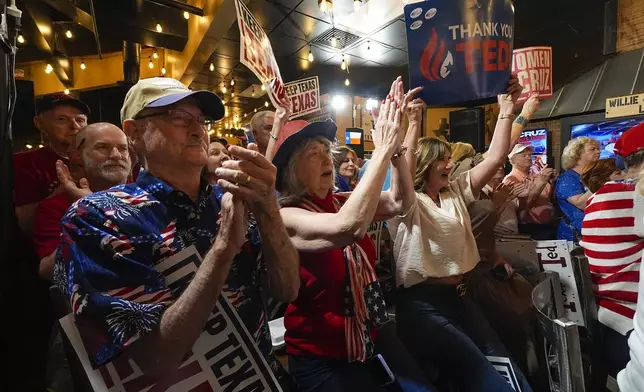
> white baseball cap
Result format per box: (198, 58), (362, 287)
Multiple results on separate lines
(508, 143), (534, 159)
(120, 77), (224, 124)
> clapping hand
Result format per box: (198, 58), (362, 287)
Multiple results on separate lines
(497, 75), (522, 114)
(521, 94), (541, 120)
(401, 86), (425, 125)
(55, 160), (91, 202)
(372, 77), (403, 153)
(538, 167), (557, 184)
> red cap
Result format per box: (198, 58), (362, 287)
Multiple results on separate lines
(614, 122), (644, 158)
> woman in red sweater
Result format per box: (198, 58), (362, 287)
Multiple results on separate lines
(272, 79), (431, 392)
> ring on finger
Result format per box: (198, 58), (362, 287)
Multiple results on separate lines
(244, 175), (252, 185)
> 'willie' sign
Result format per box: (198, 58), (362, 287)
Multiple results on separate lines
(606, 93), (644, 119)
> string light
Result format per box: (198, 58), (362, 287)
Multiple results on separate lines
(318, 0), (333, 12)
(353, 0), (362, 12)
(341, 55), (346, 70)
(38, 144), (44, 148)
(261, 84), (266, 91)
(345, 78), (350, 86)
(64, 88), (70, 95)
(17, 35), (24, 44)
(161, 65), (166, 75)
(308, 47), (314, 62)
(254, 108), (258, 113)
(183, 11), (190, 19)
(264, 101), (269, 107)
(251, 86), (255, 97)
(230, 79), (235, 86)
(45, 63), (53, 74)
(221, 85), (227, 93)
(231, 91), (235, 98)
(65, 29), (73, 39)
(25, 144), (33, 149)
(156, 23), (163, 33)
(153, 49), (159, 59)
(80, 59), (86, 70)
(209, 62), (215, 72)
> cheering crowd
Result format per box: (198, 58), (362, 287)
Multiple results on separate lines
(13, 73), (644, 392)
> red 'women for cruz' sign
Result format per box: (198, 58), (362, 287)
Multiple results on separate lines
(511, 46), (553, 103)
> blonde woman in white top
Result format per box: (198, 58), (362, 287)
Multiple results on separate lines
(388, 76), (533, 392)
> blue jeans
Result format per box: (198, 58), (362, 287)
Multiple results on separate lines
(395, 283), (533, 392)
(289, 322), (438, 392)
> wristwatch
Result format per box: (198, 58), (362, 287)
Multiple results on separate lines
(514, 115), (528, 126)
(498, 113), (516, 121)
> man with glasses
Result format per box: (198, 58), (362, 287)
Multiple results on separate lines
(55, 78), (300, 387)
(14, 93), (89, 233)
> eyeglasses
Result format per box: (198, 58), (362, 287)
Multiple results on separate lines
(135, 109), (214, 129)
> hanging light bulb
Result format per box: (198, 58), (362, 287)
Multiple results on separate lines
(308, 47), (314, 62)
(156, 23), (163, 33)
(64, 88), (70, 95)
(318, 0), (333, 12)
(80, 59), (86, 70)
(209, 62), (215, 72)
(264, 101), (269, 107)
(251, 86), (255, 97)
(261, 84), (266, 91)
(148, 58), (154, 69)
(254, 108), (258, 113)
(221, 85), (227, 94)
(345, 78), (350, 86)
(65, 29), (73, 39)
(17, 35), (25, 44)
(353, 0), (362, 12)
(244, 113), (247, 118)
(153, 49), (159, 59)
(231, 91), (235, 98)
(38, 144), (44, 148)
(183, 11), (190, 20)
(161, 65), (166, 75)
(230, 79), (235, 86)
(331, 35), (337, 47)
(25, 144), (33, 149)
(341, 55), (346, 70)
(45, 64), (53, 74)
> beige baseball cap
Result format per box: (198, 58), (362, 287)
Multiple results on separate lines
(120, 77), (224, 124)
(508, 143), (534, 159)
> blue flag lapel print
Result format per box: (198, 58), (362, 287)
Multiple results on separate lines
(405, 0), (515, 106)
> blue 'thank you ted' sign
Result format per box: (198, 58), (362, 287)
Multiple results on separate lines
(405, 0), (515, 106)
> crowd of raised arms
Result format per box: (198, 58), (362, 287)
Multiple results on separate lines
(13, 74), (644, 392)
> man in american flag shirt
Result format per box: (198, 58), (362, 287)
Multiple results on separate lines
(54, 78), (300, 387)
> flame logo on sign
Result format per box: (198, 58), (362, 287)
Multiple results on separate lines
(420, 29), (453, 82)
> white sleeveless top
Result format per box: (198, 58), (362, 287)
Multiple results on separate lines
(387, 171), (480, 288)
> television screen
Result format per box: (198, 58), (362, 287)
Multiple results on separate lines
(518, 128), (548, 175)
(571, 118), (644, 159)
(345, 131), (362, 145)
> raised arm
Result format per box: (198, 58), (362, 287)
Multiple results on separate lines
(265, 106), (290, 161)
(483, 94), (541, 159)
(469, 76), (522, 194)
(281, 79), (403, 252)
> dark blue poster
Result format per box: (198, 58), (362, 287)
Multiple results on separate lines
(404, 0), (515, 106)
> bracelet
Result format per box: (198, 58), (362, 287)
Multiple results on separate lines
(269, 133), (278, 140)
(498, 113), (516, 121)
(514, 115), (528, 126)
(392, 146), (408, 159)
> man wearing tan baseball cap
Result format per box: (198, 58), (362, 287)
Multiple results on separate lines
(54, 77), (299, 387)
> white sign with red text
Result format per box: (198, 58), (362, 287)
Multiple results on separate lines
(511, 47), (553, 103)
(284, 76), (320, 119)
(59, 246), (282, 392)
(234, 0), (291, 110)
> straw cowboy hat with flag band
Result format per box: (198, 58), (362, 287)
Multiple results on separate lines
(271, 119), (337, 191)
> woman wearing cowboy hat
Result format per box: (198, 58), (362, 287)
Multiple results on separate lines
(271, 78), (434, 392)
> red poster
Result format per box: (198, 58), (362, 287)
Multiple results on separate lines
(511, 46), (553, 103)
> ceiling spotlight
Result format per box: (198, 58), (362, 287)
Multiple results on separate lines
(149, 58), (154, 69)
(209, 62), (215, 72)
(45, 63), (53, 74)
(221, 85), (227, 93)
(308, 47), (314, 62)
(153, 49), (159, 59)
(331, 35), (337, 47)
(318, 0), (333, 12)
(17, 35), (24, 44)
(156, 23), (163, 33)
(341, 56), (346, 70)
(345, 78), (350, 86)
(64, 88), (70, 95)
(264, 101), (269, 107)
(332, 95), (346, 110)
(353, 0), (362, 12)
(183, 11), (190, 20)
(80, 60), (86, 70)
(65, 29), (73, 39)
(230, 79), (235, 86)
(161, 66), (166, 75)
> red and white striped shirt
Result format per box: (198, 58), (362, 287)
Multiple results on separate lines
(580, 181), (644, 335)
